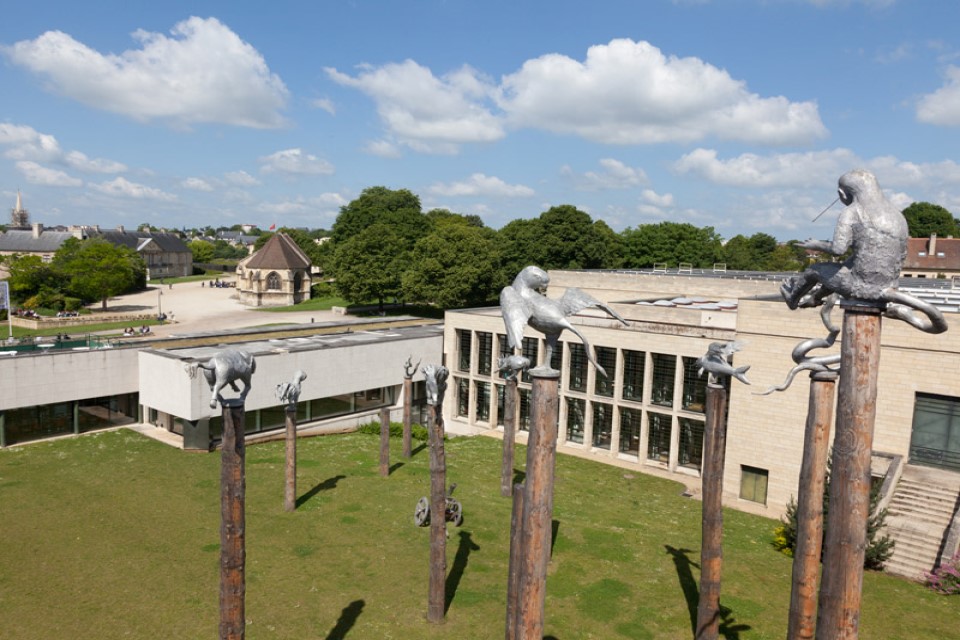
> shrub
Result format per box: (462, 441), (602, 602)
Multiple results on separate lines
(923, 552), (960, 595)
(356, 420), (431, 442)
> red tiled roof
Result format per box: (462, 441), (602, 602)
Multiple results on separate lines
(244, 233), (311, 269)
(904, 236), (960, 270)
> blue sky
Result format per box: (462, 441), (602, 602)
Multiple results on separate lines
(1, 0), (959, 241)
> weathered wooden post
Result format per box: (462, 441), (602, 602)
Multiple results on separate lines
(787, 370), (837, 640)
(776, 170), (947, 639)
(504, 482), (525, 640)
(498, 355), (528, 498)
(423, 365), (449, 624)
(185, 349), (256, 640)
(277, 370), (307, 513)
(816, 303), (881, 640)
(379, 407), (390, 478)
(514, 369), (560, 640)
(694, 342), (750, 640)
(403, 356), (420, 458)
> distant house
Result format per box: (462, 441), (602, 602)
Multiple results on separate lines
(215, 230), (259, 253)
(0, 223), (192, 279)
(236, 232), (312, 306)
(902, 233), (960, 279)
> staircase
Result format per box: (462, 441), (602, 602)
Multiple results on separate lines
(883, 464), (960, 581)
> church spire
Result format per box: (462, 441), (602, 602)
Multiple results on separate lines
(11, 189), (29, 227)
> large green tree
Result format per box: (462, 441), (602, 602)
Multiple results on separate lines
(53, 238), (145, 310)
(402, 224), (502, 309)
(330, 224), (406, 312)
(620, 222), (722, 269)
(901, 201), (958, 238)
(331, 186), (426, 245)
(188, 239), (215, 264)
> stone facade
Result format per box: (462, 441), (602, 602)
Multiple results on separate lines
(236, 233), (312, 307)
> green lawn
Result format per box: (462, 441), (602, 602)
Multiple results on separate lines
(0, 431), (953, 639)
(257, 295), (351, 312)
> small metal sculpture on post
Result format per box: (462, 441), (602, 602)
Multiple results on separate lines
(422, 364), (449, 624)
(500, 265), (625, 639)
(186, 349), (256, 640)
(777, 170), (947, 640)
(694, 341), (750, 640)
(402, 356), (420, 458)
(276, 370), (307, 513)
(498, 355), (530, 498)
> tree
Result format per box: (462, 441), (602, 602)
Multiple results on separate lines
(537, 205), (621, 270)
(331, 224), (406, 312)
(621, 222), (722, 268)
(189, 239), (215, 264)
(5, 254), (60, 302)
(402, 224), (503, 309)
(902, 202), (958, 238)
(54, 238), (145, 310)
(331, 186), (425, 245)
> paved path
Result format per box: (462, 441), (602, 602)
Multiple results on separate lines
(91, 277), (342, 338)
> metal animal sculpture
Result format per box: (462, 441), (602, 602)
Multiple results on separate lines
(185, 349), (256, 408)
(403, 356), (421, 379)
(780, 169), (946, 333)
(696, 341), (751, 385)
(497, 355), (531, 381)
(500, 265), (628, 377)
(422, 364), (449, 407)
(275, 370), (308, 410)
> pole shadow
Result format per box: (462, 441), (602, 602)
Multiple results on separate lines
(512, 469), (526, 485)
(388, 462), (405, 475)
(296, 474), (346, 509)
(325, 599), (364, 640)
(445, 530), (480, 614)
(411, 442), (427, 457)
(551, 519), (561, 558)
(663, 545), (751, 639)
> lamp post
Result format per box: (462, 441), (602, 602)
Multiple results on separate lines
(158, 289), (163, 324)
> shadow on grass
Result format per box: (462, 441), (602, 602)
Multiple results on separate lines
(512, 469), (526, 486)
(389, 462), (405, 475)
(297, 474), (346, 509)
(664, 545), (751, 640)
(445, 530), (480, 614)
(325, 599), (364, 640)
(551, 519), (560, 558)
(410, 442), (427, 457)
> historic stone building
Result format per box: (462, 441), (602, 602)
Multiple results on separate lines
(236, 233), (312, 307)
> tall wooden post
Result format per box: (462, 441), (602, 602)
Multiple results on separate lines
(379, 407), (390, 478)
(284, 407), (297, 512)
(816, 303), (882, 640)
(501, 378), (519, 497)
(505, 482), (525, 640)
(402, 376), (413, 458)
(696, 382), (729, 640)
(514, 370), (560, 640)
(220, 402), (246, 640)
(788, 370), (837, 640)
(427, 402), (447, 623)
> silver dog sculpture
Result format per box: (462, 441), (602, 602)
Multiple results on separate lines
(185, 349), (256, 408)
(275, 370), (307, 410)
(497, 355), (531, 381)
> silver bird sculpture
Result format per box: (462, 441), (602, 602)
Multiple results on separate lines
(696, 341), (751, 385)
(500, 265), (628, 377)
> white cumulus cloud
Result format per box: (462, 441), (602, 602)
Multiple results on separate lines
(4, 17), (289, 129)
(0, 123), (126, 173)
(428, 173), (534, 197)
(182, 177), (214, 191)
(259, 148), (334, 175)
(497, 39), (827, 145)
(223, 170), (260, 186)
(15, 160), (83, 187)
(563, 158), (648, 190)
(89, 176), (177, 201)
(917, 65), (960, 126)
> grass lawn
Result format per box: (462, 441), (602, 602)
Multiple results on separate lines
(257, 295), (351, 313)
(0, 431), (954, 639)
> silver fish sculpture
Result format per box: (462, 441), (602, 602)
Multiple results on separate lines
(696, 340), (751, 385)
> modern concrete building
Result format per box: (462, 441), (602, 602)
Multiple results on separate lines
(442, 269), (960, 579)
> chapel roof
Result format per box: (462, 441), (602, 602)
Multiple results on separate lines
(243, 232), (311, 270)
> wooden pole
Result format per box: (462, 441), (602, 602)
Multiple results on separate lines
(696, 382), (728, 640)
(514, 370), (560, 640)
(379, 407), (390, 478)
(501, 378), (518, 497)
(403, 376), (413, 458)
(427, 402), (447, 623)
(788, 370), (837, 640)
(816, 304), (882, 640)
(220, 402), (246, 640)
(284, 407), (297, 512)
(505, 482), (525, 640)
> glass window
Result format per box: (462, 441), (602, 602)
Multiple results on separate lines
(498, 333), (512, 358)
(622, 349), (645, 402)
(568, 343), (587, 392)
(594, 346), (616, 397)
(477, 332), (493, 376)
(682, 357), (707, 413)
(521, 337), (539, 382)
(566, 397), (586, 444)
(266, 271), (281, 290)
(678, 418), (705, 471)
(592, 401), (613, 449)
(549, 340), (563, 372)
(910, 393), (960, 471)
(651, 353), (676, 407)
(647, 412), (671, 463)
(475, 380), (491, 422)
(456, 377), (469, 417)
(5, 402), (74, 445)
(619, 407), (641, 455)
(496, 384), (505, 426)
(740, 466), (769, 504)
(457, 330), (471, 372)
(518, 388), (531, 431)
(259, 405), (287, 431)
